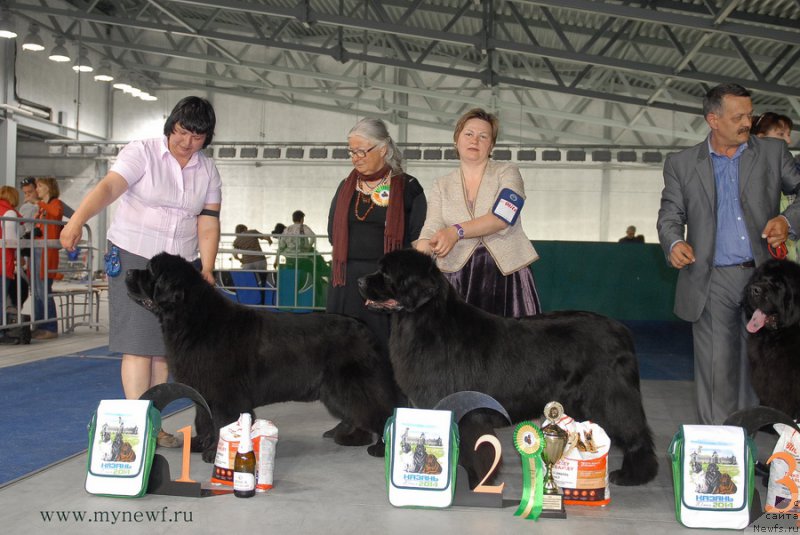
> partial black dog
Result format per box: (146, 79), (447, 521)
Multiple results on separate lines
(126, 252), (403, 462)
(359, 249), (658, 486)
(743, 259), (800, 419)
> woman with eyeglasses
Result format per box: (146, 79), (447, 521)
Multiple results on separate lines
(326, 116), (426, 361)
(415, 108), (541, 317)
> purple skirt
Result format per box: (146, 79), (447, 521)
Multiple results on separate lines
(442, 245), (541, 318)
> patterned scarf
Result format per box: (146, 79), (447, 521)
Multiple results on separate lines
(331, 165), (406, 286)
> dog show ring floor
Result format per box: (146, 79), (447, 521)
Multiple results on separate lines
(1, 381), (781, 535)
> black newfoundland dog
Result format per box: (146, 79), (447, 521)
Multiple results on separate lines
(743, 259), (800, 419)
(126, 253), (403, 462)
(358, 249), (658, 486)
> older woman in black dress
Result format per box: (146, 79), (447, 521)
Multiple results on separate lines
(327, 118), (427, 358)
(325, 118), (426, 442)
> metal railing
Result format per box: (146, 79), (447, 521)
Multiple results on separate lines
(216, 230), (330, 312)
(1, 222), (331, 342)
(1, 215), (99, 336)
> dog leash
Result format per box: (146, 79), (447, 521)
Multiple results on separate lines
(768, 242), (788, 260)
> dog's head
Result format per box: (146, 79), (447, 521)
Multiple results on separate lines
(125, 252), (205, 317)
(744, 259), (800, 333)
(358, 249), (445, 312)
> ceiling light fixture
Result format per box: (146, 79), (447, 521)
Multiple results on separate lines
(0, 8), (17, 39)
(21, 23), (44, 51)
(112, 74), (131, 92)
(93, 61), (113, 82)
(72, 47), (93, 72)
(48, 36), (70, 62)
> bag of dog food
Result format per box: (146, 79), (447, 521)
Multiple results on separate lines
(551, 416), (612, 506)
(765, 423), (800, 514)
(669, 425), (755, 529)
(85, 399), (160, 497)
(211, 416), (279, 491)
(384, 407), (460, 508)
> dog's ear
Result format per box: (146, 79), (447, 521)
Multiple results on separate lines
(152, 270), (185, 308)
(398, 284), (438, 312)
(393, 257), (441, 311)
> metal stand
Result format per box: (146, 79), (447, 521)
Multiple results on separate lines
(147, 454), (203, 497)
(139, 383), (218, 498)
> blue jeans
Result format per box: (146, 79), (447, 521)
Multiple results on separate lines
(32, 248), (57, 332)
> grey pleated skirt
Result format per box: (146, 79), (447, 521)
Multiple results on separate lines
(107, 243), (166, 356)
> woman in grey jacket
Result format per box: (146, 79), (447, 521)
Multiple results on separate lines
(416, 108), (541, 317)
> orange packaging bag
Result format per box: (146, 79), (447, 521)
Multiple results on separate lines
(211, 416), (279, 491)
(551, 416), (611, 506)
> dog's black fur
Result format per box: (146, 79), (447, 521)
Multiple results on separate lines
(126, 252), (403, 462)
(743, 259), (800, 419)
(358, 249), (659, 486)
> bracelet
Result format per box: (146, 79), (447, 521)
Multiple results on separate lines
(453, 223), (465, 240)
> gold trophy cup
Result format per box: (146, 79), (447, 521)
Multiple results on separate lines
(540, 401), (568, 518)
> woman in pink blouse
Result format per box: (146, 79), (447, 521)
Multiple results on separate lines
(61, 97), (222, 448)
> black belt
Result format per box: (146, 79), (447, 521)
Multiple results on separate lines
(718, 260), (755, 269)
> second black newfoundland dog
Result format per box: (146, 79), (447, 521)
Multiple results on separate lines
(126, 253), (403, 462)
(743, 259), (800, 419)
(359, 249), (658, 486)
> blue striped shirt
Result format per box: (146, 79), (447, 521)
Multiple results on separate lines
(709, 140), (753, 266)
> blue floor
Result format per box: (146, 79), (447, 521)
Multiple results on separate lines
(0, 322), (693, 486)
(623, 320), (693, 381)
(0, 348), (190, 486)
(0, 354), (123, 485)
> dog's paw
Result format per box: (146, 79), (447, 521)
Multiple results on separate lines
(333, 427), (373, 447)
(609, 468), (651, 486)
(201, 446), (216, 464)
(322, 421), (345, 439)
(190, 435), (209, 453)
(367, 440), (385, 457)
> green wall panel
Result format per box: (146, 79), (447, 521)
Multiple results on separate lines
(531, 241), (678, 321)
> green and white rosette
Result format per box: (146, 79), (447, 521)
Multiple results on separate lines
(513, 421), (545, 520)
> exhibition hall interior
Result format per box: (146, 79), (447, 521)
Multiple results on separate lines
(1, 1), (799, 533)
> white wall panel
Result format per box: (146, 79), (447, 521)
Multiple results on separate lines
(15, 44), (109, 139)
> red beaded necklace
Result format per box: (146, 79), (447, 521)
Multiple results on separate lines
(354, 191), (375, 221)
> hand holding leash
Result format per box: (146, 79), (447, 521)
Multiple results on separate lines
(768, 242), (788, 260)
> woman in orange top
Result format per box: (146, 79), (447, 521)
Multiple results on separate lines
(32, 177), (63, 340)
(0, 186), (27, 311)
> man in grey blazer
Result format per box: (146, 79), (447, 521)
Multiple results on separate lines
(657, 83), (800, 425)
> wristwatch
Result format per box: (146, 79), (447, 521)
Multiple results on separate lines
(453, 223), (465, 240)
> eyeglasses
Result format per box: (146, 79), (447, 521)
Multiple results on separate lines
(347, 145), (378, 159)
(20, 177), (35, 187)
